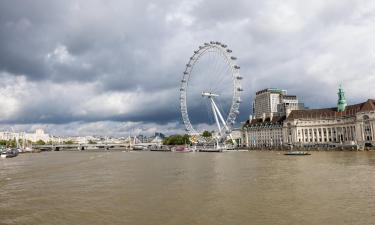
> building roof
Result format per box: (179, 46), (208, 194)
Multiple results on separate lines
(244, 115), (286, 127)
(287, 99), (375, 120)
(255, 88), (286, 95)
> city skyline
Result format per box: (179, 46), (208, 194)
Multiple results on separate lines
(1, 0), (375, 136)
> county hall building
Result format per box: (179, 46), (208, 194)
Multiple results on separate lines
(241, 86), (375, 148)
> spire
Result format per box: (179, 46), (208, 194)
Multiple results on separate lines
(337, 84), (347, 112)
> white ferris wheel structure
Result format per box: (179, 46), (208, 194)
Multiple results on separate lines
(180, 41), (243, 144)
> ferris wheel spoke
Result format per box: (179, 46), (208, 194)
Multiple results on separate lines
(212, 59), (231, 94)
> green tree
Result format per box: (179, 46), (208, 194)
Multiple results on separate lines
(35, 140), (46, 145)
(88, 140), (97, 144)
(225, 139), (234, 145)
(5, 138), (17, 148)
(0, 140), (7, 146)
(202, 130), (212, 138)
(63, 140), (75, 144)
(163, 134), (191, 145)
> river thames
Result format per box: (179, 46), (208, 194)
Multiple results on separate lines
(1, 151), (374, 225)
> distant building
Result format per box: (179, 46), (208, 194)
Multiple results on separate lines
(154, 132), (166, 139)
(243, 116), (284, 148)
(136, 134), (147, 143)
(231, 128), (243, 147)
(277, 95), (307, 118)
(0, 131), (15, 140)
(25, 129), (50, 142)
(252, 88), (306, 119)
(252, 88), (286, 119)
(150, 136), (163, 145)
(0, 129), (51, 143)
(284, 98), (375, 146)
(241, 86), (375, 148)
(243, 88), (306, 148)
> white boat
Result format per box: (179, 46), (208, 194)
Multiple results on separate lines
(0, 148), (19, 158)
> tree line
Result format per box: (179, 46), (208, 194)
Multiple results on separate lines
(162, 134), (191, 145)
(162, 130), (213, 145)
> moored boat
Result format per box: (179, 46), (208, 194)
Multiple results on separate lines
(0, 148), (19, 158)
(284, 151), (311, 156)
(174, 146), (192, 153)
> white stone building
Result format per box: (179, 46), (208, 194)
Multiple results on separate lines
(242, 88), (305, 148)
(230, 128), (243, 147)
(284, 99), (375, 146)
(241, 86), (375, 148)
(24, 129), (50, 142)
(242, 115), (284, 148)
(0, 129), (51, 143)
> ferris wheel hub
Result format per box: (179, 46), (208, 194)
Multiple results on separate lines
(201, 92), (219, 98)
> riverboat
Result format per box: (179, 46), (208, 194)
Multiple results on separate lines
(174, 146), (192, 153)
(284, 151), (311, 156)
(1, 148), (19, 158)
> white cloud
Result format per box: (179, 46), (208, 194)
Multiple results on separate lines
(165, 0), (201, 26)
(47, 44), (75, 64)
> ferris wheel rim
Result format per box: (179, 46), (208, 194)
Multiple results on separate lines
(180, 41), (242, 140)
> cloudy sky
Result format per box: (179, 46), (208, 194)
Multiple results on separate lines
(1, 0), (375, 136)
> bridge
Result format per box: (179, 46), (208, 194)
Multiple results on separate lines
(33, 143), (130, 151)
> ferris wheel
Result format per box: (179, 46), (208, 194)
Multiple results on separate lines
(180, 41), (243, 143)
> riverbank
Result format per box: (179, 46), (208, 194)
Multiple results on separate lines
(239, 145), (375, 151)
(241, 146), (375, 151)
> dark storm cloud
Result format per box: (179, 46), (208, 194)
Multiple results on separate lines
(0, 0), (375, 135)
(0, 0), (176, 85)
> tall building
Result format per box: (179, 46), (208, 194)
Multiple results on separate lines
(243, 88), (305, 148)
(252, 88), (286, 119)
(252, 88), (305, 119)
(277, 95), (307, 117)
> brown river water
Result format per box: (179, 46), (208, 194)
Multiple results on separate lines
(0, 151), (374, 225)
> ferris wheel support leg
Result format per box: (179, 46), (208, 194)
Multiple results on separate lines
(229, 134), (237, 146)
(211, 98), (229, 132)
(211, 99), (237, 147)
(211, 100), (222, 134)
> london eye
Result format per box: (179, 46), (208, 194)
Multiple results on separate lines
(180, 41), (243, 145)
